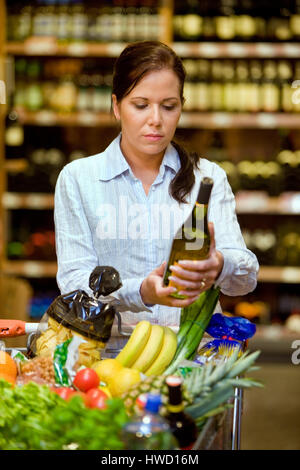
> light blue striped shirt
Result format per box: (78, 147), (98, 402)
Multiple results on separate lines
(54, 134), (258, 330)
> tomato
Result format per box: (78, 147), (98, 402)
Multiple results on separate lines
(73, 368), (100, 392)
(86, 388), (108, 409)
(52, 387), (77, 401)
(51, 386), (90, 405)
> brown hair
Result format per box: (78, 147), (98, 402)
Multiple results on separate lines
(112, 41), (200, 204)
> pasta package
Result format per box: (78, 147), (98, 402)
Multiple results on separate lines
(34, 317), (103, 368)
(195, 313), (256, 365)
(30, 266), (122, 368)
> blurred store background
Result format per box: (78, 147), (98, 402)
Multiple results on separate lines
(0, 0), (300, 449)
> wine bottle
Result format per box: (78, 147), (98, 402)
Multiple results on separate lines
(235, 60), (250, 112)
(5, 108), (25, 160)
(210, 60), (224, 111)
(261, 60), (280, 113)
(121, 394), (178, 450)
(223, 60), (237, 112)
(163, 177), (213, 299)
(215, 0), (236, 41)
(248, 60), (262, 112)
(180, 0), (203, 41)
(278, 60), (293, 112)
(182, 59), (199, 111)
(196, 60), (211, 111)
(291, 0), (300, 40)
(165, 376), (198, 450)
(235, 0), (257, 41)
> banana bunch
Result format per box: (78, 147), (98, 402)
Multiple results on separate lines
(115, 321), (177, 376)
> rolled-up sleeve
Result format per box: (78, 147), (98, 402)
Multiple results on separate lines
(208, 165), (259, 296)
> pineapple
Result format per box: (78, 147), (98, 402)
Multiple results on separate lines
(122, 349), (263, 421)
(122, 374), (193, 417)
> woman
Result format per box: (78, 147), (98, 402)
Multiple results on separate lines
(54, 41), (258, 333)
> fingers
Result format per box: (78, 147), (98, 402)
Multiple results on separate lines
(145, 259), (214, 308)
(154, 260), (167, 276)
(168, 273), (211, 291)
(153, 276), (201, 306)
(170, 261), (216, 280)
(165, 294), (201, 308)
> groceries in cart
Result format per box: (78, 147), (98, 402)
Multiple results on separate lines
(0, 277), (264, 451)
(1, 266), (122, 387)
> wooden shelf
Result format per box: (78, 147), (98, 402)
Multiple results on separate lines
(258, 266), (300, 284)
(15, 109), (300, 129)
(5, 40), (129, 57)
(3, 260), (57, 277)
(6, 41), (300, 59)
(3, 192), (54, 209)
(173, 42), (300, 58)
(235, 191), (300, 215)
(16, 109), (116, 127)
(4, 159), (28, 173)
(179, 112), (300, 129)
(249, 324), (300, 359)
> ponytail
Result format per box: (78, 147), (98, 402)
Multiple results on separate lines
(169, 141), (201, 204)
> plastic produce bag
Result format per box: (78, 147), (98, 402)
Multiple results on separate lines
(29, 266), (122, 368)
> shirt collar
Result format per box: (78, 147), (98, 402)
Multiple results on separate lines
(98, 134), (180, 181)
(162, 143), (181, 173)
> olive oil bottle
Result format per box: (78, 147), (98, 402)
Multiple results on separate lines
(163, 177), (214, 298)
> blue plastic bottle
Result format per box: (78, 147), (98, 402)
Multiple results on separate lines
(121, 394), (178, 450)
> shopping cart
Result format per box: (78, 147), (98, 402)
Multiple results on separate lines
(0, 314), (243, 451)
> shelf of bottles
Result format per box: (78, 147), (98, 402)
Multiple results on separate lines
(258, 267), (300, 284)
(242, 218), (300, 269)
(6, 55), (300, 129)
(6, 0), (167, 48)
(3, 0), (300, 294)
(6, 0), (300, 52)
(173, 0), (300, 43)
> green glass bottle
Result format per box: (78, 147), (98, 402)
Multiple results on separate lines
(163, 177), (214, 299)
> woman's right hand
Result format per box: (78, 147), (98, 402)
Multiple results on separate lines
(140, 261), (200, 308)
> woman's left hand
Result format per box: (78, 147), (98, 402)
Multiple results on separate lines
(168, 222), (224, 297)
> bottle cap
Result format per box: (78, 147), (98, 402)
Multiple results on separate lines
(136, 393), (147, 410)
(166, 376), (184, 410)
(145, 394), (162, 413)
(165, 375), (183, 387)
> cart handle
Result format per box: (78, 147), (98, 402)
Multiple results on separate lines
(0, 320), (39, 338)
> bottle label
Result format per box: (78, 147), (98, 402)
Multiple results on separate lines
(215, 17), (235, 40)
(178, 203), (206, 250)
(167, 403), (184, 413)
(291, 15), (300, 35)
(182, 15), (202, 38)
(5, 126), (24, 147)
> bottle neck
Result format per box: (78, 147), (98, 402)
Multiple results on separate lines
(167, 379), (185, 414)
(196, 177), (213, 205)
(167, 402), (184, 414)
